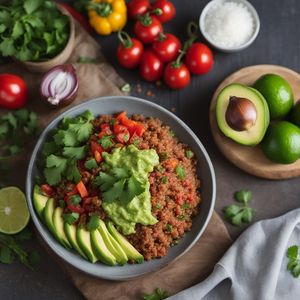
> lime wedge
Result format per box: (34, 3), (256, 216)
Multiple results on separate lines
(0, 187), (30, 234)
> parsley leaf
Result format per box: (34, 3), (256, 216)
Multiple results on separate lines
(234, 190), (252, 205)
(175, 166), (186, 180)
(69, 122), (93, 143)
(44, 155), (67, 185)
(143, 288), (169, 300)
(185, 150), (194, 159)
(62, 146), (86, 160)
(70, 195), (81, 206)
(24, 0), (44, 14)
(84, 158), (98, 170)
(287, 245), (300, 278)
(86, 215), (100, 231)
(98, 135), (114, 149)
(63, 213), (79, 225)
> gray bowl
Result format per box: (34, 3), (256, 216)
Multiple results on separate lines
(26, 96), (216, 280)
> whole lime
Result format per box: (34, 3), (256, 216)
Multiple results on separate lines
(253, 74), (293, 119)
(262, 121), (300, 164)
(290, 101), (300, 127)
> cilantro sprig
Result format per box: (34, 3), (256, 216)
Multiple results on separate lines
(287, 245), (300, 278)
(223, 190), (254, 226)
(143, 288), (169, 300)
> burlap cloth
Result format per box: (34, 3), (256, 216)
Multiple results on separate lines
(0, 20), (232, 299)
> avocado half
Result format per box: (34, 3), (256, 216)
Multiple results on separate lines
(216, 84), (270, 146)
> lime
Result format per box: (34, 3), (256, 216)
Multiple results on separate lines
(262, 121), (300, 164)
(253, 74), (293, 119)
(290, 101), (300, 127)
(0, 187), (30, 234)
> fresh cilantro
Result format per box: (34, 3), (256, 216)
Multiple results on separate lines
(177, 215), (185, 220)
(287, 245), (300, 278)
(234, 190), (252, 205)
(44, 155), (67, 185)
(77, 56), (98, 64)
(185, 150), (194, 159)
(165, 224), (172, 232)
(160, 152), (168, 161)
(69, 122), (93, 142)
(58, 199), (66, 208)
(169, 129), (175, 137)
(175, 166), (186, 180)
(62, 146), (86, 160)
(86, 215), (100, 231)
(63, 213), (79, 225)
(181, 203), (190, 209)
(110, 118), (117, 126)
(70, 195), (81, 206)
(156, 203), (161, 209)
(161, 176), (168, 184)
(143, 288), (169, 300)
(98, 135), (114, 149)
(66, 161), (81, 183)
(84, 158), (98, 170)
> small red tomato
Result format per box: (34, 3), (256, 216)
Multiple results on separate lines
(140, 50), (164, 81)
(185, 43), (214, 75)
(127, 0), (150, 19)
(152, 33), (181, 62)
(134, 15), (163, 44)
(0, 74), (28, 109)
(164, 62), (190, 89)
(152, 0), (176, 23)
(117, 31), (144, 69)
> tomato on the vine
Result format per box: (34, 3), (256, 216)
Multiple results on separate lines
(127, 0), (150, 19)
(0, 74), (28, 109)
(152, 0), (176, 23)
(117, 31), (144, 69)
(185, 43), (214, 75)
(139, 49), (164, 81)
(164, 62), (190, 89)
(152, 33), (181, 63)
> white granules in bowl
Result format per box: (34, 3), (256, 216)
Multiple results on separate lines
(204, 1), (255, 48)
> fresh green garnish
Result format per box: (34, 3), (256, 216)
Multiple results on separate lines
(169, 129), (175, 137)
(185, 150), (194, 159)
(70, 195), (81, 206)
(58, 199), (66, 208)
(84, 158), (98, 170)
(161, 176), (168, 184)
(165, 224), (172, 232)
(160, 152), (168, 161)
(223, 189), (254, 226)
(120, 83), (131, 93)
(43, 110), (94, 185)
(110, 118), (117, 126)
(177, 215), (185, 220)
(98, 135), (114, 149)
(77, 56), (98, 64)
(156, 203), (161, 209)
(132, 138), (140, 147)
(0, 0), (70, 61)
(181, 203), (190, 209)
(175, 166), (186, 180)
(287, 245), (300, 278)
(63, 212), (79, 225)
(143, 288), (169, 300)
(86, 215), (100, 231)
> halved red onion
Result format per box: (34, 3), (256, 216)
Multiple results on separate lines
(40, 64), (78, 107)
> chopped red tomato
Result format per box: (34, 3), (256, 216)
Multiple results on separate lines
(116, 132), (130, 143)
(65, 196), (85, 214)
(115, 112), (145, 138)
(76, 180), (88, 198)
(91, 141), (103, 154)
(41, 184), (53, 196)
(66, 187), (78, 197)
(113, 124), (128, 134)
(98, 124), (112, 138)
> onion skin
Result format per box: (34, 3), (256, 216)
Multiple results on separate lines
(40, 64), (78, 107)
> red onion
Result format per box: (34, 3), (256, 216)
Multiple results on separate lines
(40, 64), (78, 107)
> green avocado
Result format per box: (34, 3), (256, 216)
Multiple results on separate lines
(64, 223), (87, 259)
(253, 73), (293, 119)
(43, 198), (58, 239)
(90, 229), (117, 266)
(33, 185), (48, 218)
(216, 83), (270, 146)
(52, 207), (72, 249)
(107, 221), (144, 264)
(98, 219), (128, 265)
(76, 228), (98, 263)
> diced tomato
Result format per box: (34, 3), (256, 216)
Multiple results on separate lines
(94, 150), (102, 163)
(116, 111), (137, 127)
(116, 111), (127, 123)
(65, 196), (85, 214)
(41, 184), (53, 196)
(91, 141), (103, 154)
(113, 124), (128, 134)
(76, 181), (88, 198)
(116, 132), (130, 143)
(98, 124), (112, 138)
(66, 187), (78, 197)
(100, 124), (110, 131)
(133, 124), (145, 136)
(129, 131), (139, 144)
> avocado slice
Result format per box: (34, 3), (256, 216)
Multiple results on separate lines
(98, 219), (128, 265)
(52, 207), (72, 249)
(76, 228), (98, 263)
(33, 185), (48, 218)
(216, 83), (270, 146)
(90, 229), (117, 266)
(43, 198), (59, 239)
(64, 223), (87, 259)
(107, 221), (144, 264)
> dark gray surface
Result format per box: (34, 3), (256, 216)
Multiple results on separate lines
(2, 0), (300, 299)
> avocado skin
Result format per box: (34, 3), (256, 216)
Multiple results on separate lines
(33, 185), (49, 218)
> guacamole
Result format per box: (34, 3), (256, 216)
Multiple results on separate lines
(100, 145), (159, 235)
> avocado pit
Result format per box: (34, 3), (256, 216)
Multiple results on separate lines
(225, 96), (257, 131)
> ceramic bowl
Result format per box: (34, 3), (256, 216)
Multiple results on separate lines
(26, 96), (216, 280)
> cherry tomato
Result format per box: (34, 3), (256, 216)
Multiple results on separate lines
(127, 0), (150, 19)
(164, 62), (190, 89)
(152, 0), (176, 23)
(134, 15), (163, 44)
(185, 43), (214, 75)
(139, 50), (164, 82)
(117, 31), (144, 69)
(0, 74), (28, 109)
(152, 33), (182, 62)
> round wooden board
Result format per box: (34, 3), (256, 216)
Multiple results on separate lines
(210, 65), (300, 180)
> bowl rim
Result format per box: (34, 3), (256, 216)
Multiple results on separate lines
(199, 0), (260, 52)
(26, 96), (216, 280)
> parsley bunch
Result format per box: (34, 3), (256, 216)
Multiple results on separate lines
(223, 190), (254, 226)
(0, 0), (69, 61)
(0, 109), (38, 159)
(287, 245), (300, 278)
(43, 110), (94, 186)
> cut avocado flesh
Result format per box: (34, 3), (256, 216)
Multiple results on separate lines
(52, 207), (72, 249)
(33, 185), (48, 218)
(91, 229), (117, 266)
(64, 223), (87, 259)
(107, 221), (144, 264)
(44, 198), (59, 239)
(216, 83), (270, 146)
(76, 228), (98, 263)
(98, 219), (128, 265)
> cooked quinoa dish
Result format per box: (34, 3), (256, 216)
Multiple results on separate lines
(33, 110), (201, 265)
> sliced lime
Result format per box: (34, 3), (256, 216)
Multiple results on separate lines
(0, 187), (30, 234)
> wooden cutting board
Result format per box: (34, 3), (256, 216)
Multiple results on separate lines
(210, 65), (300, 180)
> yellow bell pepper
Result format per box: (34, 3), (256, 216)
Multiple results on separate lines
(88, 0), (127, 35)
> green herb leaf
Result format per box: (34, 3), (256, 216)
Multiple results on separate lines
(165, 224), (172, 232)
(84, 158), (98, 170)
(234, 190), (252, 204)
(44, 155), (67, 185)
(66, 161), (81, 183)
(175, 166), (186, 180)
(156, 203), (161, 209)
(86, 215), (100, 231)
(63, 213), (79, 225)
(169, 129), (175, 137)
(160, 152), (168, 161)
(98, 135), (114, 149)
(185, 150), (194, 159)
(287, 245), (300, 278)
(181, 203), (190, 209)
(63, 146), (86, 160)
(69, 122), (93, 143)
(12, 21), (24, 39)
(70, 195), (81, 206)
(0, 246), (14, 264)
(58, 199), (66, 208)
(161, 176), (168, 184)
(120, 83), (131, 93)
(143, 288), (169, 300)
(24, 0), (43, 14)
(223, 204), (253, 226)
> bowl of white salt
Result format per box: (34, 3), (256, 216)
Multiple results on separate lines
(199, 0), (260, 52)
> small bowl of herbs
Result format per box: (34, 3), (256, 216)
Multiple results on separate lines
(0, 0), (75, 72)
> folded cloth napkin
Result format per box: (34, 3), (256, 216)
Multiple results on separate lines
(169, 208), (300, 300)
